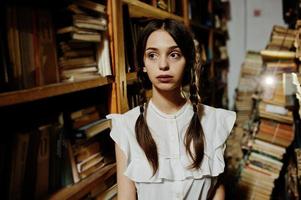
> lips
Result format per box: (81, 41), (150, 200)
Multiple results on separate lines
(156, 75), (173, 83)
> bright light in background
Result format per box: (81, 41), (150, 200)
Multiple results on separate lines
(263, 75), (276, 86)
(261, 75), (277, 100)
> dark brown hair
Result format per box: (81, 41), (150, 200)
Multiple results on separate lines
(135, 18), (205, 174)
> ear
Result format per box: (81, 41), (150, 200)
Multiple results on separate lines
(143, 67), (147, 72)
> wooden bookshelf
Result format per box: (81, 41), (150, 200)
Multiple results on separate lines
(0, 0), (191, 199)
(188, 0), (230, 108)
(122, 0), (184, 21)
(0, 77), (113, 107)
(49, 163), (116, 200)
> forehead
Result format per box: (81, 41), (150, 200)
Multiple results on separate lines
(145, 29), (177, 48)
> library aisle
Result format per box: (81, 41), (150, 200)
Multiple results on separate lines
(0, 0), (301, 200)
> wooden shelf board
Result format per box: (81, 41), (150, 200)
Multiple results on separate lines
(0, 77), (113, 107)
(123, 0), (184, 21)
(50, 163), (116, 200)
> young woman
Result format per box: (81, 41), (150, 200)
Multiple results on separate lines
(107, 18), (236, 200)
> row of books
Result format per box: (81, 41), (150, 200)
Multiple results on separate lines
(0, 104), (116, 199)
(0, 0), (112, 93)
(2, 6), (58, 91)
(1, 122), (64, 199)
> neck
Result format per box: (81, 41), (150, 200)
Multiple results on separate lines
(151, 87), (187, 114)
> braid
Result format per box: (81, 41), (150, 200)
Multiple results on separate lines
(184, 64), (205, 169)
(135, 71), (159, 174)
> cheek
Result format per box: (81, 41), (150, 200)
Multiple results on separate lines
(175, 61), (186, 77)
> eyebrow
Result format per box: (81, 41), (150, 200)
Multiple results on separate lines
(145, 45), (180, 51)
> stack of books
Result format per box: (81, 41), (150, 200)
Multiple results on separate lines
(259, 75), (293, 124)
(225, 51), (263, 174)
(56, 0), (111, 82)
(237, 25), (297, 200)
(64, 105), (114, 184)
(238, 119), (293, 200)
(255, 119), (294, 147)
(260, 25), (298, 74)
(235, 51), (263, 125)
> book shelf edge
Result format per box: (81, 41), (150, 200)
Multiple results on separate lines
(49, 163), (116, 200)
(0, 77), (113, 107)
(123, 0), (184, 21)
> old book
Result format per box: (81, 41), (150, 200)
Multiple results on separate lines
(66, 140), (80, 183)
(18, 7), (36, 89)
(34, 125), (51, 199)
(22, 129), (41, 198)
(63, 49), (94, 58)
(259, 102), (293, 124)
(73, 14), (107, 31)
(9, 132), (30, 200)
(260, 49), (295, 60)
(249, 152), (283, 171)
(76, 118), (111, 139)
(0, 9), (10, 91)
(272, 25), (297, 36)
(58, 29), (102, 42)
(72, 110), (100, 129)
(96, 33), (112, 76)
(73, 141), (101, 163)
(75, 0), (106, 14)
(49, 123), (64, 193)
(79, 159), (106, 179)
(59, 56), (97, 69)
(61, 72), (100, 82)
(57, 26), (99, 34)
(252, 139), (286, 160)
(6, 6), (23, 89)
(283, 73), (296, 106)
(70, 106), (97, 120)
(77, 152), (104, 172)
(34, 9), (59, 85)
(60, 40), (94, 51)
(96, 184), (117, 200)
(62, 66), (98, 76)
(265, 61), (297, 72)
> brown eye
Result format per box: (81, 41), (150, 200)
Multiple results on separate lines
(169, 51), (182, 59)
(147, 52), (158, 60)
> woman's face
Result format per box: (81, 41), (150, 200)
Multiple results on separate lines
(143, 29), (186, 92)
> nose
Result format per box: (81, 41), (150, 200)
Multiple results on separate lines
(159, 56), (169, 71)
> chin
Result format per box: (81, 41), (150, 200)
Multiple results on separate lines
(153, 83), (180, 92)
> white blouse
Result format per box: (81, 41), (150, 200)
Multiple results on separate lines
(107, 100), (236, 200)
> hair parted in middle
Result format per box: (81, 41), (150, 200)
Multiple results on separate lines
(135, 18), (205, 175)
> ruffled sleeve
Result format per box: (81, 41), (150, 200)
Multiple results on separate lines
(207, 108), (236, 176)
(214, 109), (237, 150)
(107, 112), (157, 182)
(106, 114), (132, 162)
(106, 110), (145, 166)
